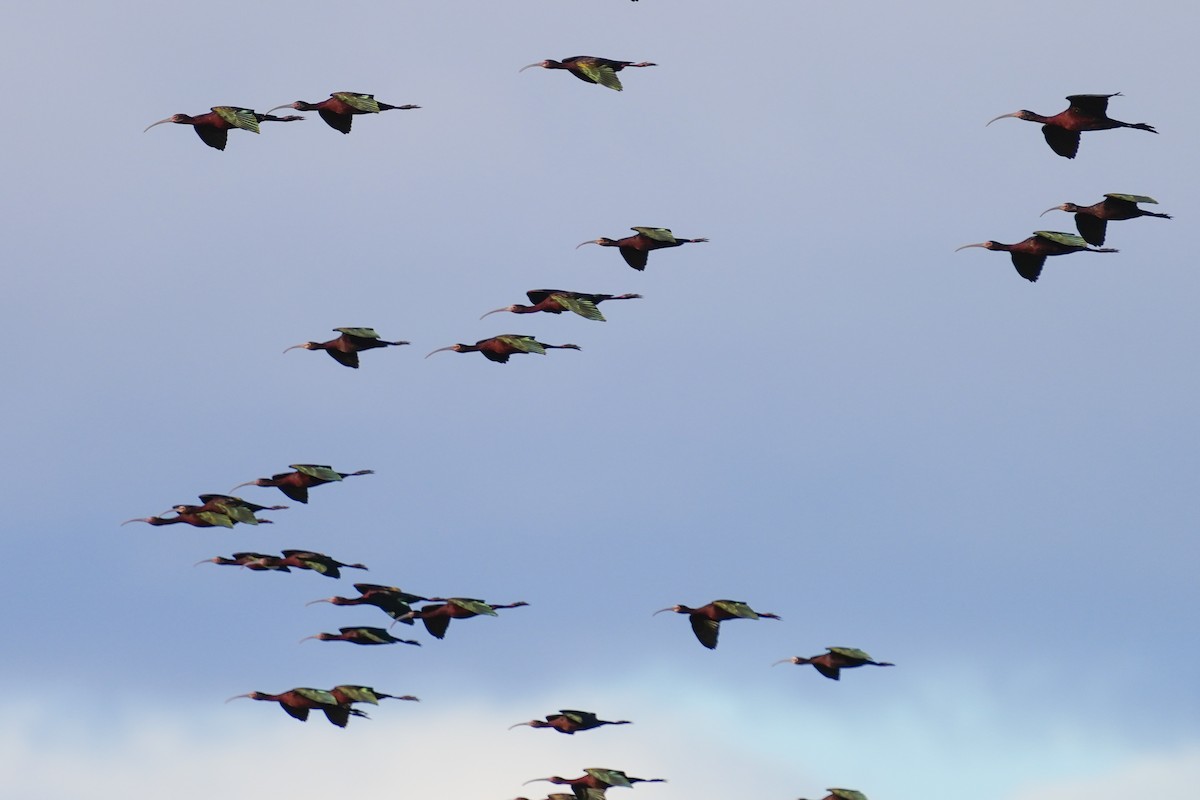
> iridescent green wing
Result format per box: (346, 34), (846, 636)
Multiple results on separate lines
(554, 295), (606, 321)
(344, 627), (391, 643)
(204, 498), (258, 524)
(333, 685), (380, 704)
(213, 106), (261, 134)
(828, 647), (873, 660)
(559, 709), (596, 725)
(198, 511), (235, 528)
(332, 92), (381, 113)
(448, 597), (498, 616)
(713, 599), (760, 619)
(576, 61), (623, 91)
(1034, 231), (1089, 247)
(632, 227), (677, 243)
(290, 464), (343, 481)
(334, 327), (380, 339)
(495, 335), (546, 355)
(1105, 193), (1157, 204)
(829, 789), (868, 800)
(295, 687), (336, 705)
(584, 769), (632, 788)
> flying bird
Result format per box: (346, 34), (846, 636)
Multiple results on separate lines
(300, 626), (421, 646)
(307, 584), (431, 622)
(328, 685), (420, 706)
(481, 290), (642, 322)
(520, 57), (656, 91)
(230, 464), (374, 504)
(654, 600), (781, 650)
(986, 93), (1156, 159)
(278, 549), (368, 579)
(773, 647), (894, 680)
(226, 688), (367, 727)
(398, 598), (529, 639)
(195, 552), (291, 571)
(1040, 193), (1171, 246)
(955, 231), (1117, 282)
(523, 768), (666, 800)
(426, 335), (580, 364)
(144, 106), (303, 150)
(267, 92), (420, 134)
(284, 328), (409, 369)
(577, 228), (708, 271)
(510, 710), (632, 735)
(168, 494), (285, 526)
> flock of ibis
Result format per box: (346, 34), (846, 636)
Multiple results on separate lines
(131, 13), (1170, 799)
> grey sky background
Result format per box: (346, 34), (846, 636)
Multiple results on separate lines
(1, 2), (1196, 798)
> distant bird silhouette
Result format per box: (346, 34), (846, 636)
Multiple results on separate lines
(426, 335), (580, 364)
(226, 688), (367, 727)
(278, 549), (368, 579)
(510, 710), (632, 735)
(1040, 193), (1171, 246)
(654, 599), (780, 649)
(399, 598), (529, 639)
(167, 494), (285, 526)
(523, 768), (666, 800)
(284, 328), (409, 369)
(267, 92), (420, 134)
(520, 57), (656, 91)
(577, 227), (708, 271)
(307, 584), (431, 623)
(195, 552), (291, 571)
(231, 464), (374, 504)
(773, 647), (894, 680)
(328, 685), (419, 706)
(986, 93), (1156, 159)
(300, 626), (421, 646)
(955, 231), (1117, 282)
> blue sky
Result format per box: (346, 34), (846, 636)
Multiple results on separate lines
(1, 2), (1196, 798)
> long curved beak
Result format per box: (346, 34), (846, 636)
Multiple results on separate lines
(298, 635), (319, 644)
(518, 63), (543, 73)
(651, 607), (675, 616)
(229, 480), (256, 492)
(507, 721), (532, 730)
(771, 658), (796, 667)
(575, 240), (599, 249)
(265, 104), (295, 114)
(1039, 205), (1064, 217)
(522, 778), (552, 786)
(954, 243), (987, 252)
(282, 344), (307, 354)
(425, 346), (457, 358)
(224, 694), (253, 703)
(120, 518), (147, 526)
(985, 111), (1020, 126)
(143, 118), (175, 133)
(305, 598), (333, 606)
(193, 558), (215, 567)
(480, 307), (510, 320)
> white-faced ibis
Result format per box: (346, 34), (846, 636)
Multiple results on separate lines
(226, 687), (367, 727)
(523, 768), (666, 800)
(307, 583), (431, 623)
(195, 552), (291, 571)
(510, 710), (631, 735)
(300, 626), (421, 646)
(955, 230), (1117, 282)
(122, 510), (238, 528)
(143, 106), (303, 150)
(267, 92), (420, 134)
(231, 464), (374, 504)
(279, 549), (367, 579)
(284, 328), (409, 369)
(425, 336), (580, 364)
(653, 599), (781, 650)
(520, 57), (656, 91)
(168, 494), (286, 525)
(328, 685), (419, 706)
(577, 228), (708, 271)
(1040, 193), (1172, 246)
(773, 647), (894, 681)
(399, 597), (529, 639)
(481, 290), (643, 322)
(986, 93), (1156, 159)
(798, 789), (868, 800)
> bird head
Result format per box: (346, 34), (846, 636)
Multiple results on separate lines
(425, 344), (467, 358)
(267, 101), (310, 113)
(1040, 203), (1078, 216)
(772, 656), (805, 667)
(229, 478), (269, 492)
(652, 605), (687, 616)
(480, 305), (520, 319)
(225, 692), (266, 703)
(143, 114), (191, 132)
(986, 110), (1035, 126)
(283, 342), (319, 354)
(519, 60), (557, 72)
(576, 237), (615, 248)
(954, 241), (999, 252)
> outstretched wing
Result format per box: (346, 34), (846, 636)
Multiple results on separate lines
(1010, 252), (1046, 283)
(495, 335), (546, 355)
(332, 92), (381, 113)
(318, 109), (353, 133)
(1041, 125), (1080, 159)
(631, 227), (677, 242)
(575, 60), (623, 90)
(1065, 93), (1116, 117)
(619, 247), (648, 271)
(689, 616), (720, 649)
(213, 106), (260, 133)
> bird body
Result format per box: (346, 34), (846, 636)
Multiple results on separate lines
(425, 335), (581, 363)
(284, 328), (409, 369)
(520, 57), (657, 91)
(510, 709), (631, 735)
(300, 626), (421, 646)
(328, 685), (419, 705)
(122, 510), (237, 528)
(170, 494), (285, 525)
(1040, 194), (1171, 246)
(267, 92), (420, 133)
(307, 583), (430, 622)
(401, 597), (529, 639)
(481, 290), (642, 322)
(143, 106), (303, 150)
(278, 549), (367, 579)
(196, 551), (291, 571)
(577, 228), (708, 271)
(987, 93), (1156, 158)
(231, 464), (374, 503)
(654, 599), (781, 649)
(954, 230), (1117, 282)
(774, 647), (894, 680)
